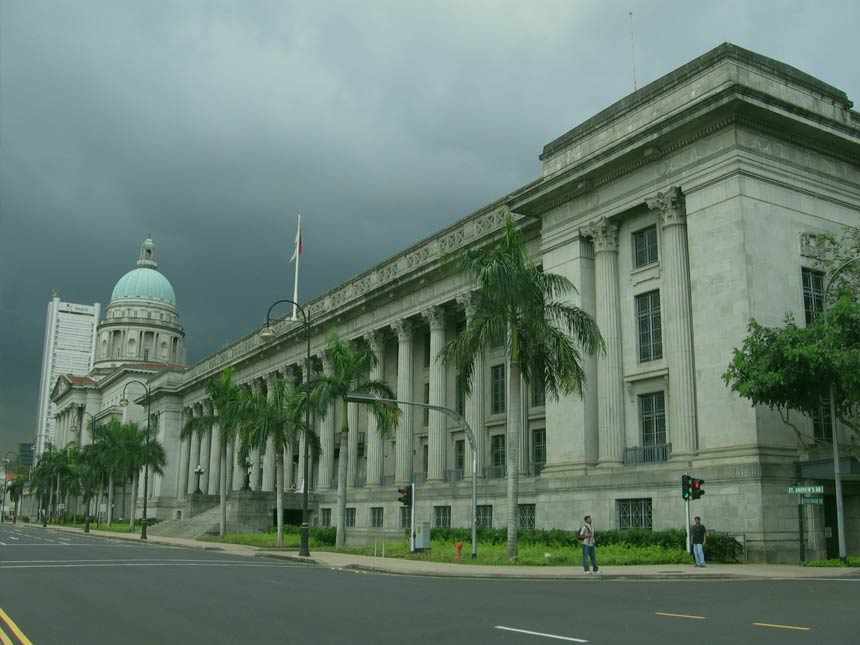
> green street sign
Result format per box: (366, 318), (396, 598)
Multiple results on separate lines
(788, 485), (824, 494)
(801, 497), (824, 505)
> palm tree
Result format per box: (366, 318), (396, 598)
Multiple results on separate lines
(312, 329), (400, 547)
(440, 214), (604, 560)
(7, 477), (25, 523)
(122, 420), (167, 532)
(92, 418), (125, 526)
(236, 377), (309, 545)
(180, 367), (243, 537)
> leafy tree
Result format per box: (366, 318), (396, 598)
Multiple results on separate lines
(439, 214), (604, 560)
(122, 420), (167, 532)
(91, 418), (125, 526)
(724, 227), (860, 458)
(7, 477), (25, 523)
(312, 330), (400, 547)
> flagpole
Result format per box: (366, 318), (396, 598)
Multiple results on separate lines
(291, 213), (301, 321)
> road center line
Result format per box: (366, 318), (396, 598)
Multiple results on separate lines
(0, 608), (35, 645)
(495, 626), (588, 642)
(656, 612), (706, 620)
(753, 622), (811, 631)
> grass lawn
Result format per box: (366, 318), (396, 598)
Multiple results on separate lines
(203, 534), (695, 566)
(804, 556), (860, 567)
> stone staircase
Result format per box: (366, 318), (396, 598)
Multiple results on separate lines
(147, 504), (222, 540)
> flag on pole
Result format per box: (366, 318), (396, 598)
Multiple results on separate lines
(289, 215), (303, 263)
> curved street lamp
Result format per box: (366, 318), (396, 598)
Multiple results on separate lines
(193, 465), (205, 495)
(71, 409), (98, 533)
(260, 298), (312, 557)
(1, 452), (18, 524)
(822, 255), (859, 564)
(120, 379), (152, 540)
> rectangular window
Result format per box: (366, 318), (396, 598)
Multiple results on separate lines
(636, 290), (663, 362)
(491, 434), (506, 468)
(802, 268), (825, 325)
(639, 392), (666, 447)
(371, 507), (384, 528)
(519, 504), (536, 529)
(321, 508), (331, 527)
(531, 373), (546, 408)
(476, 505), (493, 528)
(812, 394), (833, 443)
(456, 376), (466, 416)
(424, 333), (431, 368)
(632, 225), (658, 268)
(422, 444), (428, 474)
(455, 439), (465, 471)
(400, 507), (410, 529)
(491, 364), (506, 414)
(617, 498), (652, 530)
(345, 508), (356, 528)
(434, 505), (451, 529)
(424, 382), (430, 426)
(532, 429), (546, 465)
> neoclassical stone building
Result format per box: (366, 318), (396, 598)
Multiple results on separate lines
(49, 44), (860, 562)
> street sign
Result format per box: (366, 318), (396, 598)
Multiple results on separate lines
(788, 485), (824, 494)
(801, 497), (824, 505)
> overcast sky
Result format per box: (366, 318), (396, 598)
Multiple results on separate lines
(1, 0), (858, 457)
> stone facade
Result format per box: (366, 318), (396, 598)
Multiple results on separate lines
(48, 44), (860, 562)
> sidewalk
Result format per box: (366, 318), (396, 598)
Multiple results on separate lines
(43, 524), (860, 581)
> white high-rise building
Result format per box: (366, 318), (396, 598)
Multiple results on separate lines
(34, 292), (100, 459)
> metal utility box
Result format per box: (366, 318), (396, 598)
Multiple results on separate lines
(414, 521), (431, 550)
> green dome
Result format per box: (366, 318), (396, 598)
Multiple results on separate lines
(110, 267), (177, 307)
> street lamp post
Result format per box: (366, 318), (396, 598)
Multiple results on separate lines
(193, 465), (205, 495)
(120, 379), (152, 540)
(1, 452), (18, 524)
(70, 409), (98, 533)
(260, 298), (312, 557)
(346, 393), (480, 560)
(822, 255), (858, 564)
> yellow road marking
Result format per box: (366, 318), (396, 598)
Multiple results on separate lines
(753, 622), (811, 631)
(0, 608), (34, 645)
(656, 612), (706, 620)
(0, 625), (14, 645)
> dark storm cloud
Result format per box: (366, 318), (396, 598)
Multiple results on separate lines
(2, 0), (859, 453)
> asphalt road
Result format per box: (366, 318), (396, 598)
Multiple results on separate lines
(1, 524), (858, 645)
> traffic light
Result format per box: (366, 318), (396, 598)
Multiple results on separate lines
(681, 474), (691, 500)
(691, 478), (705, 500)
(398, 484), (413, 507)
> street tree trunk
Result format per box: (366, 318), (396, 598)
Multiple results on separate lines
(506, 359), (522, 560)
(275, 447), (284, 546)
(335, 400), (349, 548)
(128, 471), (139, 532)
(106, 476), (114, 526)
(219, 443), (228, 537)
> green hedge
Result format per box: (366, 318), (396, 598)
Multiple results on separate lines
(280, 525), (337, 546)
(424, 527), (744, 563)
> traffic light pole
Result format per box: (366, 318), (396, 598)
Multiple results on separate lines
(410, 483), (416, 553)
(683, 472), (691, 554)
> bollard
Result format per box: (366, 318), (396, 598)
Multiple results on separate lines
(455, 542), (463, 560)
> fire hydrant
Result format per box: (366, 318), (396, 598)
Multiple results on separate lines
(455, 542), (463, 560)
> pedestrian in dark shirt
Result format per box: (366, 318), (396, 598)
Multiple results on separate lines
(580, 515), (599, 574)
(691, 516), (707, 567)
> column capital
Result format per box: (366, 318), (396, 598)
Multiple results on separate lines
(394, 318), (412, 343)
(584, 217), (619, 253)
(365, 329), (385, 356)
(457, 291), (477, 321)
(647, 186), (686, 228)
(422, 305), (446, 331)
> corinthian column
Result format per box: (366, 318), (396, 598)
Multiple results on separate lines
(647, 187), (697, 456)
(262, 374), (276, 492)
(424, 306), (447, 482)
(364, 330), (385, 486)
(317, 353), (336, 490)
(394, 319), (414, 484)
(586, 217), (625, 465)
(459, 293), (485, 479)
